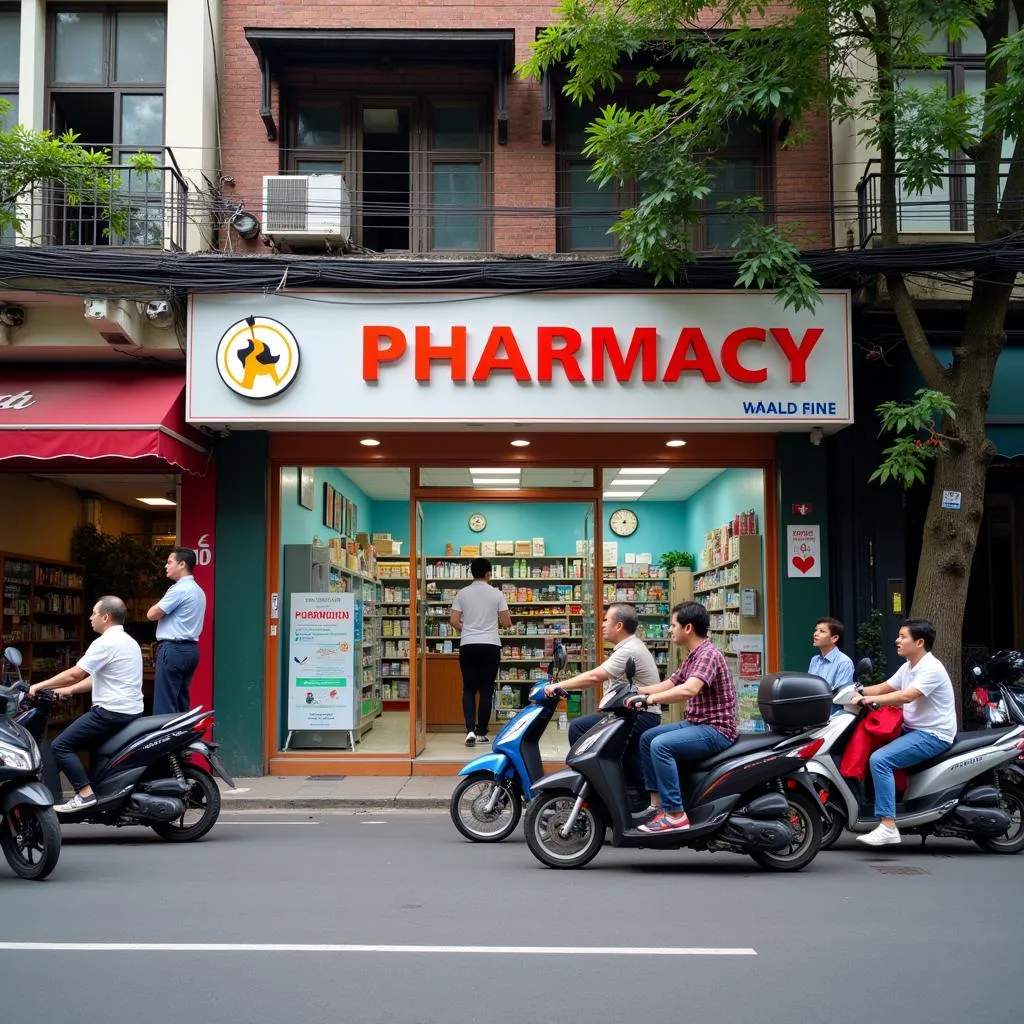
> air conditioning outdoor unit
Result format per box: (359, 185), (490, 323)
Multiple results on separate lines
(261, 173), (351, 244)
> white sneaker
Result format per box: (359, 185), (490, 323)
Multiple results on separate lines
(857, 823), (902, 846)
(465, 732), (476, 746)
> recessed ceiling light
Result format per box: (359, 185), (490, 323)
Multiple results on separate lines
(665, 439), (687, 448)
(603, 491), (644, 498)
(610, 478), (657, 486)
(473, 477), (522, 484)
(510, 439), (531, 447)
(469, 468), (520, 474)
(359, 438), (381, 447)
(618, 468), (669, 475)
(137, 497), (176, 506)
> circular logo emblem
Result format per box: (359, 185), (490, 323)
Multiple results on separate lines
(216, 315), (299, 399)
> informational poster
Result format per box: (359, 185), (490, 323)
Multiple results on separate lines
(787, 524), (822, 578)
(733, 635), (766, 734)
(287, 592), (355, 731)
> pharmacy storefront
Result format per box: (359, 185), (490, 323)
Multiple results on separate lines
(187, 289), (852, 776)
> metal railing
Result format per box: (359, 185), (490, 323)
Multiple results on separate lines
(856, 158), (1014, 247)
(1, 147), (188, 251)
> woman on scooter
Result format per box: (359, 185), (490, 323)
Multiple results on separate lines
(851, 619), (956, 847)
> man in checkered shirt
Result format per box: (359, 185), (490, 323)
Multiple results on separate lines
(630, 600), (739, 833)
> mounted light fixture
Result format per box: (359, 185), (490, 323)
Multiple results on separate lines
(231, 210), (261, 239)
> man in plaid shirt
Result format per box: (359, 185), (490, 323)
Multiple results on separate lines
(630, 601), (738, 833)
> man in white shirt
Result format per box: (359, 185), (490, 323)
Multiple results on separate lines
(851, 618), (957, 846)
(450, 558), (512, 745)
(29, 595), (144, 813)
(545, 602), (662, 793)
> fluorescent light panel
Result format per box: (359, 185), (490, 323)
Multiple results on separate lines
(603, 491), (644, 498)
(610, 478), (657, 486)
(473, 477), (521, 484)
(469, 468), (520, 475)
(618, 468), (669, 475)
(137, 497), (176, 506)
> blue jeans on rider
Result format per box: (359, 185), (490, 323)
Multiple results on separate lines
(869, 727), (952, 818)
(640, 721), (732, 813)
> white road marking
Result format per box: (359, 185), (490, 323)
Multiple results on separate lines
(360, 820), (388, 825)
(217, 821), (320, 826)
(223, 788), (251, 794)
(0, 942), (755, 956)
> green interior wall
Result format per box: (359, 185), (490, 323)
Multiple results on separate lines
(212, 431), (269, 776)
(776, 434), (831, 671)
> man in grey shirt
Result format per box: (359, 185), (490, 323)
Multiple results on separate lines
(545, 602), (661, 791)
(147, 547), (207, 715)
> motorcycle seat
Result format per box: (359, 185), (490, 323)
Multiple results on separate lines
(691, 733), (779, 772)
(95, 714), (183, 756)
(906, 727), (1017, 774)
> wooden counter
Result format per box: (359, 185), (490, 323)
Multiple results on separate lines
(424, 653), (465, 731)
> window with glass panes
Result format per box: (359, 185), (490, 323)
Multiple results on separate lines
(898, 19), (1017, 231)
(0, 6), (18, 244)
(556, 95), (767, 253)
(47, 6), (166, 244)
(285, 95), (491, 252)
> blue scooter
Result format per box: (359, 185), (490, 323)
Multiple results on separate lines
(450, 643), (568, 842)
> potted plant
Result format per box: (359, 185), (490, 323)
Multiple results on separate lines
(659, 550), (696, 573)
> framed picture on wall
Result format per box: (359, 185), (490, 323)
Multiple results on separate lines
(333, 491), (343, 534)
(299, 468), (315, 510)
(343, 497), (352, 538)
(323, 483), (334, 530)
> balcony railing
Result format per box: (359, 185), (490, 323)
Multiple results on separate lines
(1, 147), (188, 251)
(856, 158), (1014, 247)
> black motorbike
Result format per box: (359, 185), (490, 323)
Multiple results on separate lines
(523, 659), (831, 871)
(11, 646), (235, 841)
(0, 648), (61, 879)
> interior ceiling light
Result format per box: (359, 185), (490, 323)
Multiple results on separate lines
(510, 439), (531, 447)
(611, 478), (657, 486)
(618, 468), (669, 475)
(137, 497), (176, 506)
(469, 467), (520, 474)
(359, 438), (381, 447)
(473, 477), (520, 484)
(603, 491), (644, 498)
(665, 439), (687, 448)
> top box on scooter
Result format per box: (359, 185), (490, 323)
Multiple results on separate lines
(757, 673), (833, 733)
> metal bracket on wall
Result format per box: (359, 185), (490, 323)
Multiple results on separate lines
(497, 47), (509, 145)
(541, 70), (552, 146)
(259, 52), (278, 142)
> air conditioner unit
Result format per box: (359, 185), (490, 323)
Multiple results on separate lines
(262, 173), (351, 244)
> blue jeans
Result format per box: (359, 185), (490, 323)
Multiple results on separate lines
(640, 721), (732, 813)
(869, 728), (952, 818)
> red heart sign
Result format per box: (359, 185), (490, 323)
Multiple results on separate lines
(792, 555), (815, 574)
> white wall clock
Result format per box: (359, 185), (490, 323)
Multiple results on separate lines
(609, 508), (639, 537)
(468, 513), (487, 533)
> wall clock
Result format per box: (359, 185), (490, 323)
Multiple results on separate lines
(468, 513), (487, 533)
(609, 508), (639, 537)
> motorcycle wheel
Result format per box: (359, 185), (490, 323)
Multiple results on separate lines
(819, 800), (847, 851)
(450, 772), (521, 843)
(975, 783), (1024, 855)
(1, 804), (61, 880)
(524, 789), (605, 869)
(750, 789), (822, 872)
(150, 765), (221, 843)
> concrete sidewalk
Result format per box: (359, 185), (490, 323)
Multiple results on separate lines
(219, 775), (456, 811)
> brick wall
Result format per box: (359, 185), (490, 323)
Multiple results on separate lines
(219, 1), (832, 256)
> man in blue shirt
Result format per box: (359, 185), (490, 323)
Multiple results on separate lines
(808, 617), (855, 693)
(147, 547), (207, 715)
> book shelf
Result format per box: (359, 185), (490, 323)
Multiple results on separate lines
(0, 551), (86, 726)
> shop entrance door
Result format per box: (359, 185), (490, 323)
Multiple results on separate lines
(413, 500), (428, 755)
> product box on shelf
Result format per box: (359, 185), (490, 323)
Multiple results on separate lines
(495, 541), (514, 555)
(480, 541), (496, 556)
(459, 545), (480, 557)
(531, 537), (545, 556)
(514, 540), (532, 556)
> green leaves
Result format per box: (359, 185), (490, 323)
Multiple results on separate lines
(869, 389), (958, 489)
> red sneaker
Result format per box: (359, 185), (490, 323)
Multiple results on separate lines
(638, 812), (691, 834)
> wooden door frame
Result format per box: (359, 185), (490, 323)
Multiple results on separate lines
(263, 430), (780, 774)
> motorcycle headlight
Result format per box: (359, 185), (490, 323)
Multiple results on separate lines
(0, 740), (34, 771)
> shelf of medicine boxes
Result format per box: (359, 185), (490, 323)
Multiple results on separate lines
(602, 578), (671, 652)
(691, 534), (763, 654)
(325, 563), (384, 725)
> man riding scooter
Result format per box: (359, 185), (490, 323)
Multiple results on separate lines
(28, 595), (143, 813)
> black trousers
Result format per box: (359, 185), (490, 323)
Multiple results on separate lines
(459, 643), (502, 735)
(569, 709), (662, 791)
(154, 640), (200, 715)
(52, 705), (141, 792)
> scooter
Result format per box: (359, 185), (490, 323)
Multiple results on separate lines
(0, 648), (61, 880)
(14, 647), (235, 841)
(523, 659), (830, 871)
(807, 658), (1024, 852)
(449, 643), (568, 842)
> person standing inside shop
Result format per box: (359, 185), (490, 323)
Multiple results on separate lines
(147, 547), (207, 715)
(545, 602), (662, 793)
(450, 557), (512, 745)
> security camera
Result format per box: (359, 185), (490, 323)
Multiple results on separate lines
(0, 304), (26, 328)
(809, 427), (825, 447)
(144, 300), (175, 329)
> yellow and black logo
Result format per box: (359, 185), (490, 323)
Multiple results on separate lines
(216, 315), (300, 399)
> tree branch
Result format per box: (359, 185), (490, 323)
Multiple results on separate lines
(886, 273), (947, 391)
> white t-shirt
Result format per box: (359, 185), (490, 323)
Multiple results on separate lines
(77, 624), (144, 715)
(888, 651), (957, 743)
(600, 633), (662, 715)
(451, 581), (509, 646)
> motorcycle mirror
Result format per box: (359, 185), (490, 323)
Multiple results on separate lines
(625, 656), (636, 683)
(972, 665), (983, 678)
(854, 657), (872, 680)
(3, 647), (23, 668)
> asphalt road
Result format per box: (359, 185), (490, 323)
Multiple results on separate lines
(1, 810), (1021, 1024)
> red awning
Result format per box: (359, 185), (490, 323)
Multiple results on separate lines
(0, 371), (209, 475)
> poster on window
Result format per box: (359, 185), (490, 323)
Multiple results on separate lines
(287, 592), (355, 731)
